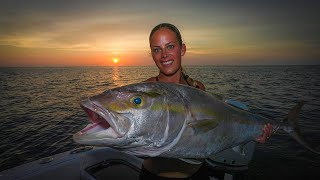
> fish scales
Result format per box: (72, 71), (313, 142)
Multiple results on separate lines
(73, 82), (319, 158)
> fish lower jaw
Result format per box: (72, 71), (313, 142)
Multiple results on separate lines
(79, 122), (104, 135)
(79, 122), (119, 138)
(102, 126), (119, 138)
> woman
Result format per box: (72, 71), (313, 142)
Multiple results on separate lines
(145, 23), (205, 91)
(141, 23), (272, 179)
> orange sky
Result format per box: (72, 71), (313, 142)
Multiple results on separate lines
(0, 1), (319, 66)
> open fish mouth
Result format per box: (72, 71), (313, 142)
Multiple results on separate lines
(78, 102), (120, 138)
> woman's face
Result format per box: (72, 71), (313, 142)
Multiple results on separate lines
(149, 28), (186, 76)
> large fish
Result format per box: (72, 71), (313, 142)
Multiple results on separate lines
(73, 82), (319, 158)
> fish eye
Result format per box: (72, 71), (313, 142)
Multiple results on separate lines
(133, 97), (142, 105)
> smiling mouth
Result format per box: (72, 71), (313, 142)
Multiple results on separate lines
(161, 60), (173, 65)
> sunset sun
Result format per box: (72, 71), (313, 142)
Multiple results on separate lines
(112, 58), (119, 64)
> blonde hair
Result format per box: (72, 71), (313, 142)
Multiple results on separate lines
(181, 68), (199, 88)
(149, 23), (183, 46)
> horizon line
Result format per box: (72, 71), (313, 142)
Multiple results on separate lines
(0, 64), (319, 68)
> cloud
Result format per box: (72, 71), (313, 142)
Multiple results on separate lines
(0, 0), (319, 65)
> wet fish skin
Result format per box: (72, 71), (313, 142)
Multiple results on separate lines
(73, 82), (319, 158)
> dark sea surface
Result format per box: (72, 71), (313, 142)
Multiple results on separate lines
(0, 66), (319, 179)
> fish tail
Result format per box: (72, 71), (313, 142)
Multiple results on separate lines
(283, 101), (320, 154)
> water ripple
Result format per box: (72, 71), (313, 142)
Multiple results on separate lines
(0, 66), (319, 178)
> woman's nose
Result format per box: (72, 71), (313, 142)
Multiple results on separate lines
(161, 49), (168, 58)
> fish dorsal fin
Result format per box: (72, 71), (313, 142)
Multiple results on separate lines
(179, 158), (203, 165)
(225, 99), (249, 111)
(187, 119), (219, 133)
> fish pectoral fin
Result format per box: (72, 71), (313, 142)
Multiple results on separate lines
(179, 158), (203, 165)
(187, 119), (218, 133)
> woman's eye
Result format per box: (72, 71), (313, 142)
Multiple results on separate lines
(133, 97), (142, 105)
(153, 48), (161, 53)
(167, 45), (174, 50)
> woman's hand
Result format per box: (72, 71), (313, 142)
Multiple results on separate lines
(255, 123), (273, 143)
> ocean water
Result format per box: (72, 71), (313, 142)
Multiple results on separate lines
(0, 66), (319, 179)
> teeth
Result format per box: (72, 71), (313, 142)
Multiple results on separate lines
(162, 60), (173, 65)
